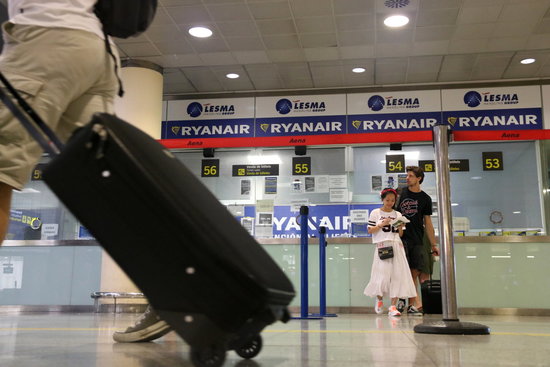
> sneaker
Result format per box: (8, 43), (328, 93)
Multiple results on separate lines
(388, 306), (401, 317)
(396, 298), (406, 313)
(407, 305), (423, 316)
(113, 306), (172, 342)
(374, 299), (384, 314)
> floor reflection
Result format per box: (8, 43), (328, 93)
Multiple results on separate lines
(0, 313), (548, 366)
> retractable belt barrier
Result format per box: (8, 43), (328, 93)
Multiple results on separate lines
(310, 226), (337, 318)
(293, 206), (322, 320)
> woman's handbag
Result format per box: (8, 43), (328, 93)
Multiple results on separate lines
(378, 246), (394, 260)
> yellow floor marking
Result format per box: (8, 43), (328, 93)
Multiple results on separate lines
(1, 328), (549, 337)
(265, 329), (550, 337)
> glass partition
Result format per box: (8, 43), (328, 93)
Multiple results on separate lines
(353, 141), (544, 235)
(5, 140), (546, 240)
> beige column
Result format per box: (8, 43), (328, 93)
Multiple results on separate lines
(99, 60), (163, 303)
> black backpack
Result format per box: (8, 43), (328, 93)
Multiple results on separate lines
(94, 0), (158, 97)
(95, 0), (158, 39)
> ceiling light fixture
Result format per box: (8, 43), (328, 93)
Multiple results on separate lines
(226, 73), (240, 79)
(188, 26), (213, 38)
(352, 67), (366, 73)
(384, 15), (409, 27)
(520, 58), (535, 65)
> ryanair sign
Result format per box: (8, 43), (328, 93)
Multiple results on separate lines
(442, 86), (543, 130)
(161, 98), (255, 139)
(164, 121), (254, 139)
(256, 119), (344, 136)
(255, 94), (347, 138)
(347, 90), (442, 132)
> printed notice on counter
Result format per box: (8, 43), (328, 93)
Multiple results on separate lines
(329, 188), (348, 202)
(291, 199), (310, 212)
(371, 175), (382, 192)
(241, 217), (254, 236)
(329, 175), (347, 189)
(257, 212), (273, 225)
(256, 199), (274, 213)
(350, 209), (369, 223)
(305, 176), (315, 192)
(227, 205), (244, 217)
(255, 212), (273, 238)
(292, 178), (303, 193)
(316, 175), (329, 193)
(264, 176), (277, 194)
(240, 179), (251, 196)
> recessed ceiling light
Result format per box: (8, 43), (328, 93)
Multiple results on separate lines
(384, 15), (409, 27)
(189, 27), (212, 38)
(226, 73), (240, 79)
(352, 67), (366, 73)
(520, 58), (536, 65)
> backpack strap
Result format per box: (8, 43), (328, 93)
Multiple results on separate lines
(0, 72), (63, 156)
(103, 31), (124, 98)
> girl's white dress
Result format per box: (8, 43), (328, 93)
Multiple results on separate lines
(363, 208), (417, 299)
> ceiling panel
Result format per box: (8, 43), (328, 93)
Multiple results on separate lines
(164, 5), (212, 23)
(217, 21), (260, 37)
(112, 0), (550, 94)
(206, 4), (253, 21)
(248, 1), (293, 20)
(291, 0), (333, 17)
(295, 17), (336, 33)
(416, 8), (459, 27)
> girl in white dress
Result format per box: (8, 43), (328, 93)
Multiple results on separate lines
(364, 188), (417, 316)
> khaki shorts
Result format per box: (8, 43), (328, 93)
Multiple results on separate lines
(0, 22), (118, 190)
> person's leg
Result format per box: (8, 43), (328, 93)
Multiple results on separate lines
(0, 182), (13, 244)
(408, 268), (419, 305)
(374, 295), (384, 314)
(406, 268), (423, 315)
(410, 268), (421, 305)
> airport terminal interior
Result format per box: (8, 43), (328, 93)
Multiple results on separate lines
(2, 0), (550, 366)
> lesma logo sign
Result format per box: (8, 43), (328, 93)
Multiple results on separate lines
(367, 95), (420, 111)
(275, 98), (326, 115)
(186, 102), (236, 118)
(463, 90), (519, 108)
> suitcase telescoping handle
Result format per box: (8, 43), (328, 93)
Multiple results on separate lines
(0, 72), (64, 156)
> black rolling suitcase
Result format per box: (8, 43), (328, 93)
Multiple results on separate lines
(0, 73), (295, 367)
(420, 256), (442, 314)
(420, 279), (442, 314)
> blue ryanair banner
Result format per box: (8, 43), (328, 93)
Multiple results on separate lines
(442, 86), (543, 130)
(255, 116), (345, 138)
(255, 95), (347, 138)
(160, 87), (546, 148)
(347, 90), (442, 133)
(238, 204), (380, 238)
(161, 98), (255, 139)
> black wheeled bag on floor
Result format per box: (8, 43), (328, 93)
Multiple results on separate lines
(420, 280), (442, 314)
(0, 73), (295, 367)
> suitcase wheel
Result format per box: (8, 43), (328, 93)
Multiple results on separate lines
(235, 335), (263, 360)
(190, 343), (226, 367)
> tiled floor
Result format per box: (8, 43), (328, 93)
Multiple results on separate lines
(0, 312), (549, 366)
